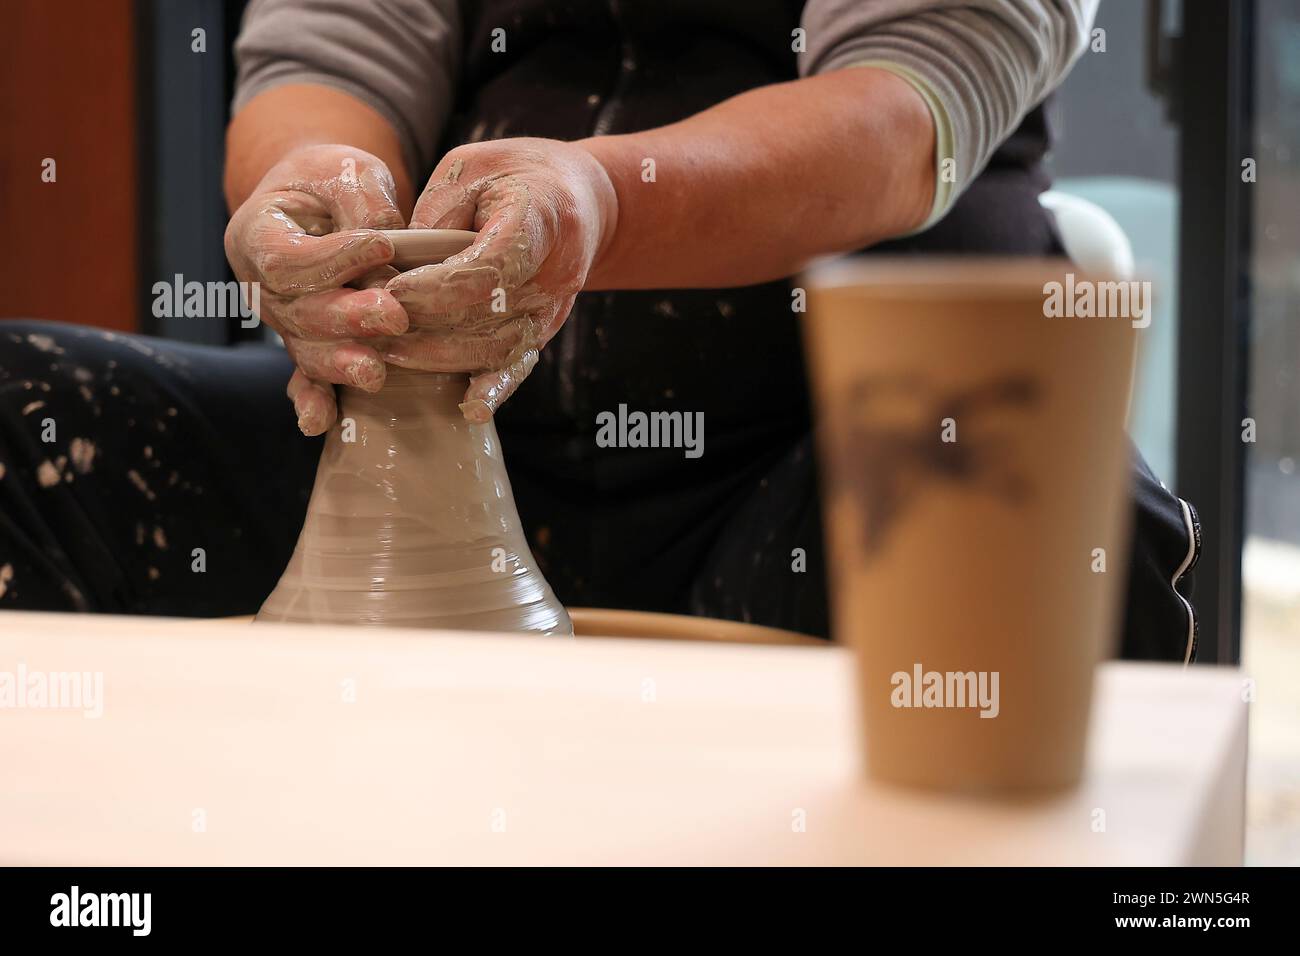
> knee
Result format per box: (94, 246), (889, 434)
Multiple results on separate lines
(0, 320), (129, 471)
(1, 319), (123, 384)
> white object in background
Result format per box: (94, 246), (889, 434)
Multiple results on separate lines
(1243, 535), (1300, 605)
(1040, 189), (1136, 280)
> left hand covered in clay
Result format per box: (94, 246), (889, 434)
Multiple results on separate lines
(385, 138), (618, 422)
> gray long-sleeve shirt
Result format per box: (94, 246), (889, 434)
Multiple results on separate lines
(233, 0), (1097, 227)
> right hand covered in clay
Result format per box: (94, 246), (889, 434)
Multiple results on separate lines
(384, 138), (618, 423)
(224, 144), (409, 435)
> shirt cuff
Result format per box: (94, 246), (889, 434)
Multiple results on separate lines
(843, 60), (956, 234)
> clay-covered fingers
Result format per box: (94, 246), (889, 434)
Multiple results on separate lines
(460, 350), (540, 424)
(286, 369), (337, 437)
(354, 265), (401, 290)
(222, 145), (420, 437)
(382, 289), (564, 372)
(390, 189), (549, 314)
(284, 338), (387, 393)
(259, 286), (408, 340)
(409, 155), (480, 230)
(225, 145), (407, 303)
(399, 300), (508, 334)
(382, 323), (531, 372)
(231, 199), (396, 296)
(383, 139), (616, 421)
(397, 284), (555, 332)
(278, 156), (406, 233)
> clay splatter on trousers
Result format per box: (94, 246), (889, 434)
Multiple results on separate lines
(0, 324), (217, 609)
(68, 438), (96, 474)
(24, 333), (64, 355)
(126, 469), (156, 501)
(36, 458), (65, 487)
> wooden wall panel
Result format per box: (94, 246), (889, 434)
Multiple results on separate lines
(0, 0), (138, 332)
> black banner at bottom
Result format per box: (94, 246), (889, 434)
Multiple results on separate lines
(0, 866), (1288, 942)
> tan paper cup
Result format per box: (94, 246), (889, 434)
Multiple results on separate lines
(803, 258), (1139, 792)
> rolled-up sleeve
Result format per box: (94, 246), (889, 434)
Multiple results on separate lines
(799, 0), (1098, 229)
(232, 0), (461, 179)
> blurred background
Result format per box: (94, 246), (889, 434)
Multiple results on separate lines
(1, 0), (1296, 864)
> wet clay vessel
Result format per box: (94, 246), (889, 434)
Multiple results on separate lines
(257, 232), (571, 635)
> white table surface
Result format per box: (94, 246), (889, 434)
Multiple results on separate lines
(0, 611), (1247, 865)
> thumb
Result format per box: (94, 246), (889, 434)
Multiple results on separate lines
(410, 156), (479, 229)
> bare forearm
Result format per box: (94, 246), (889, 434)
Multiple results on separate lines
(580, 67), (934, 290)
(223, 83), (414, 214)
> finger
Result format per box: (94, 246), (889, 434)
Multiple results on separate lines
(409, 155), (479, 229)
(403, 301), (504, 334)
(282, 156), (406, 231)
(354, 265), (401, 290)
(386, 290), (566, 374)
(247, 209), (395, 294)
(389, 190), (549, 313)
(385, 246), (539, 315)
(262, 286), (408, 339)
(284, 338), (387, 392)
(382, 324), (527, 373)
(402, 286), (553, 333)
(459, 349), (539, 423)
(286, 369), (338, 436)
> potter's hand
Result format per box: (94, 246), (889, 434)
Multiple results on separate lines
(386, 139), (617, 422)
(224, 144), (409, 435)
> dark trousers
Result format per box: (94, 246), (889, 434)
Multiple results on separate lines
(0, 318), (1198, 661)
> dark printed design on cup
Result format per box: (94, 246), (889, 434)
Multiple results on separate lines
(836, 372), (1041, 555)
